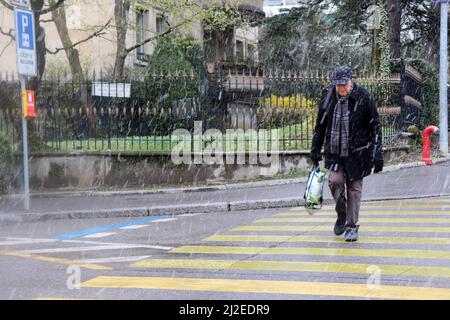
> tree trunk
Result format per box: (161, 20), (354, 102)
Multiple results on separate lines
(50, 2), (96, 137)
(387, 0), (401, 59)
(51, 3), (83, 80)
(113, 0), (130, 79)
(430, 6), (440, 71)
(30, 0), (45, 87)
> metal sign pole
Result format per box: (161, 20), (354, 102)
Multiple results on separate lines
(13, 4), (35, 210)
(440, 2), (449, 156)
(20, 75), (30, 210)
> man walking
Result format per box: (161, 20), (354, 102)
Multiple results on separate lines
(310, 66), (384, 242)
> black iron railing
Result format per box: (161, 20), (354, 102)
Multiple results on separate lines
(0, 68), (409, 153)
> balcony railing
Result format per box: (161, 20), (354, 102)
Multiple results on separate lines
(136, 52), (150, 63)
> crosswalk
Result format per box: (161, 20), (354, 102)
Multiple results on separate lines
(80, 196), (450, 300)
(4, 198), (450, 299)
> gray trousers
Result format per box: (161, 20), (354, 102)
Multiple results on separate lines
(328, 167), (363, 229)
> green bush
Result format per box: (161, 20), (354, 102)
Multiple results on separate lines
(0, 133), (14, 193)
(139, 34), (204, 136)
(407, 124), (422, 147)
(408, 59), (439, 129)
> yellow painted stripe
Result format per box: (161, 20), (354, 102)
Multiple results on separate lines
(255, 217), (450, 224)
(131, 258), (450, 279)
(171, 245), (450, 260)
(365, 199), (450, 203)
(292, 205), (450, 210)
(0, 250), (112, 270)
(34, 297), (95, 300)
(203, 234), (450, 245)
(233, 225), (450, 233)
(276, 211), (450, 216)
(80, 276), (450, 299)
(290, 199), (450, 210)
(358, 198), (450, 204)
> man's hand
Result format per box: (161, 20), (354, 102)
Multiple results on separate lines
(311, 153), (322, 166)
(373, 160), (383, 173)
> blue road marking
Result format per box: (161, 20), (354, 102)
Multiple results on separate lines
(55, 216), (169, 240)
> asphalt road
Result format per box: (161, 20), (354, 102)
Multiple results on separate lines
(2, 196), (450, 300)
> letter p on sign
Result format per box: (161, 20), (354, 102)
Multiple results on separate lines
(22, 90), (35, 118)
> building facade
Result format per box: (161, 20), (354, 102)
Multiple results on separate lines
(0, 0), (265, 76)
(263, 0), (301, 17)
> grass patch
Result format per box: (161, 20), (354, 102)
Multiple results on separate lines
(42, 125), (314, 152)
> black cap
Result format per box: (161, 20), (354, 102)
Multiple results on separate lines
(331, 66), (352, 85)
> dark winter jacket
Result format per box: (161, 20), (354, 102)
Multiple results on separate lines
(310, 83), (383, 181)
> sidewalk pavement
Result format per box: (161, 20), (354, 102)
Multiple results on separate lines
(1, 156), (450, 223)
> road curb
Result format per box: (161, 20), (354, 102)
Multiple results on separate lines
(229, 198), (303, 211)
(7, 192), (450, 224)
(0, 203), (230, 224)
(0, 177), (309, 200)
(3, 192), (450, 224)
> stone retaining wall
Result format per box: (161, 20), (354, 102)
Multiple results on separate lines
(11, 147), (408, 191)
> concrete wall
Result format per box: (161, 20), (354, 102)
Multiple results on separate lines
(11, 147), (408, 191)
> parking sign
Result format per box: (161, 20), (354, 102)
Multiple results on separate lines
(14, 8), (37, 76)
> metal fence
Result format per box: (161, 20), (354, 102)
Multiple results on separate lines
(0, 68), (408, 153)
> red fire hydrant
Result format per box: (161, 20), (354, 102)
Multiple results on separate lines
(422, 125), (439, 165)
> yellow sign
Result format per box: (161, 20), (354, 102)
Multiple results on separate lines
(22, 90), (35, 118)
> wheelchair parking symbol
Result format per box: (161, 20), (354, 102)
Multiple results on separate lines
(17, 10), (34, 50)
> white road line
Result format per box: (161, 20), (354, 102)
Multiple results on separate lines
(5, 237), (55, 241)
(82, 255), (151, 264)
(178, 213), (203, 217)
(119, 225), (149, 230)
(83, 232), (117, 239)
(151, 218), (177, 223)
(62, 239), (173, 250)
(0, 238), (59, 246)
(21, 244), (173, 254)
(21, 245), (137, 254)
(140, 245), (173, 250)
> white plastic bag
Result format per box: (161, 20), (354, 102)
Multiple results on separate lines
(303, 165), (326, 213)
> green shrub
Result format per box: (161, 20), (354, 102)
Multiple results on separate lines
(0, 133), (14, 193)
(407, 124), (422, 147)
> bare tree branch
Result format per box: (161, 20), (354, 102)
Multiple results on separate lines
(123, 14), (198, 55)
(38, 0), (65, 14)
(0, 0), (13, 10)
(0, 25), (15, 58)
(0, 0), (65, 14)
(46, 18), (112, 55)
(0, 37), (13, 57)
(0, 26), (14, 40)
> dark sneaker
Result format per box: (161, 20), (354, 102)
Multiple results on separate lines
(344, 228), (358, 242)
(334, 212), (346, 236)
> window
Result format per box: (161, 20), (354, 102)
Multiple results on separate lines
(247, 44), (256, 62)
(236, 40), (244, 62)
(66, 5), (81, 29)
(156, 13), (167, 34)
(136, 10), (148, 62)
(265, 0), (283, 7)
